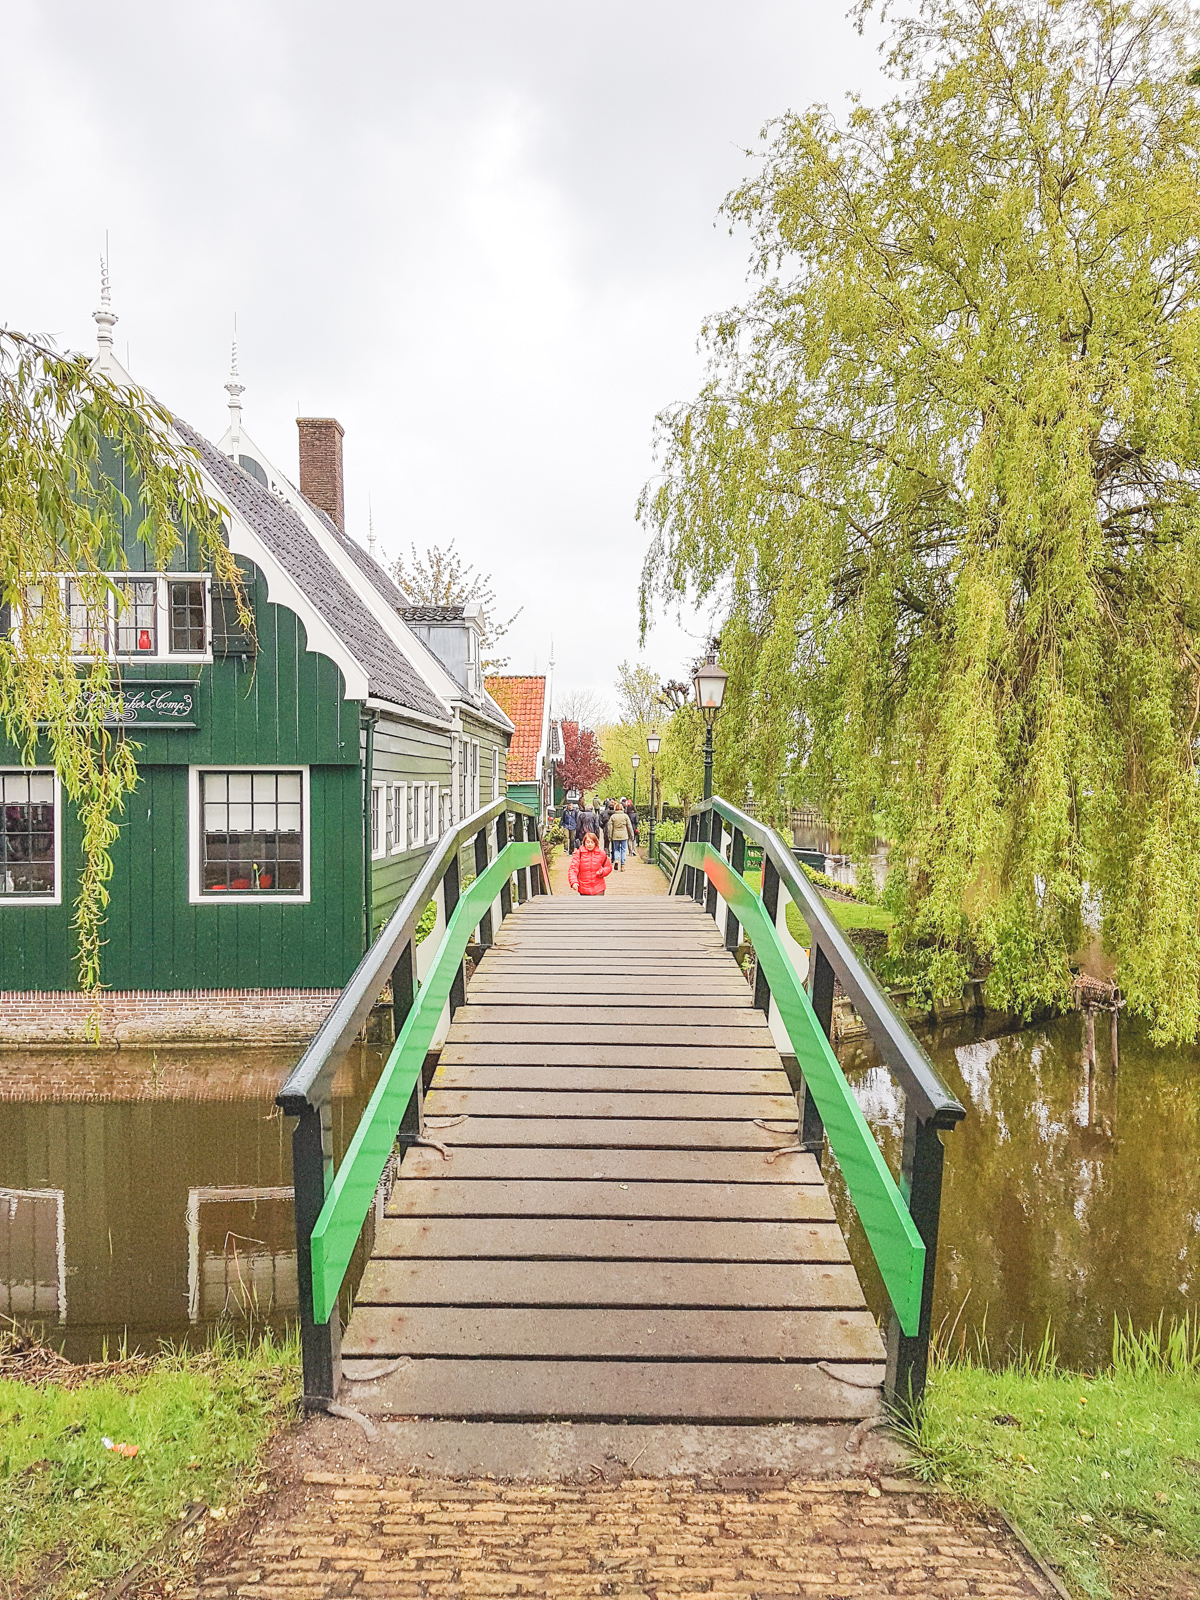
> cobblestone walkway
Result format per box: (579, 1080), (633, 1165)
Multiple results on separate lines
(184, 1471), (1058, 1598)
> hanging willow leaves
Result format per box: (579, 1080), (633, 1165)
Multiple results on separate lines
(640, 0), (1200, 1040)
(0, 331), (247, 996)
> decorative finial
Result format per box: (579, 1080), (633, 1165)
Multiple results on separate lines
(93, 244), (117, 352)
(225, 318), (244, 449)
(368, 496), (376, 559)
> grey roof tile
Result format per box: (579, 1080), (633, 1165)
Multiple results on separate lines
(400, 604), (466, 622)
(307, 503), (413, 612)
(177, 419), (449, 723)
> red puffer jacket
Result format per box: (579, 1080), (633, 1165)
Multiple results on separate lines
(568, 846), (612, 896)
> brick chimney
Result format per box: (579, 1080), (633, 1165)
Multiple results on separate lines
(297, 417), (345, 532)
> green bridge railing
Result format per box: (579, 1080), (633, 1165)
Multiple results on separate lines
(670, 798), (965, 1415)
(277, 797), (547, 1402)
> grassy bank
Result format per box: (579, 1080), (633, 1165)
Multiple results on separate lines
(909, 1321), (1200, 1598)
(0, 1328), (299, 1597)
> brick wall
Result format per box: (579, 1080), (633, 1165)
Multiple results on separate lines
(297, 417), (345, 532)
(0, 987), (339, 1048)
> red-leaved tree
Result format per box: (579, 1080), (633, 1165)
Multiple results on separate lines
(559, 720), (610, 798)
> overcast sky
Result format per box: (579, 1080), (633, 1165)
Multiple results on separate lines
(2, 1), (884, 716)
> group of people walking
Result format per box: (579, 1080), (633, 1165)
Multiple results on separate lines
(561, 796), (639, 896)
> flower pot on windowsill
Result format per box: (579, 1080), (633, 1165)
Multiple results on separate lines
(257, 874), (273, 889)
(231, 878), (252, 890)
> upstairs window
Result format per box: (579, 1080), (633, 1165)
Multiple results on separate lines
(114, 578), (158, 655)
(197, 769), (305, 899)
(0, 770), (58, 902)
(170, 581), (207, 654)
(9, 576), (211, 662)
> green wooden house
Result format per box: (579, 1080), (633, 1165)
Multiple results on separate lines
(0, 318), (512, 1032)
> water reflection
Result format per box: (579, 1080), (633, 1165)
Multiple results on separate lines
(832, 1013), (1200, 1370)
(0, 1045), (385, 1360)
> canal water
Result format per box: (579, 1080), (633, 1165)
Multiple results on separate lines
(831, 1011), (1200, 1371)
(0, 1046), (385, 1362)
(1, 1015), (1196, 1371)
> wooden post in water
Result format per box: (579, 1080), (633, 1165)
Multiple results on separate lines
(1083, 1004), (1096, 1072)
(1111, 1006), (1119, 1075)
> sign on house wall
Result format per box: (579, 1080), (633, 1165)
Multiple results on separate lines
(96, 680), (199, 728)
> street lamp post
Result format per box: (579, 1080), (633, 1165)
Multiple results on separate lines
(693, 650), (729, 801)
(646, 731), (661, 864)
(631, 752), (640, 814)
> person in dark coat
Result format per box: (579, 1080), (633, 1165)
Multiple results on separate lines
(578, 800), (598, 844)
(562, 799), (580, 854)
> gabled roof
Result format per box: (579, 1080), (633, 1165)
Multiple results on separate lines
(400, 604), (468, 623)
(308, 504), (412, 613)
(177, 419), (450, 724)
(485, 675), (546, 782)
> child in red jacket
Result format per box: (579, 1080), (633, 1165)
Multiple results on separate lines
(568, 831), (613, 895)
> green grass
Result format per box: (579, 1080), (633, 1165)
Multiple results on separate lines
(906, 1319), (1200, 1598)
(0, 1328), (300, 1597)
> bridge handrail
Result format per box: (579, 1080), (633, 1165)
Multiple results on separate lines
(676, 798), (963, 1127)
(277, 795), (548, 1401)
(279, 795), (539, 1116)
(670, 795), (965, 1414)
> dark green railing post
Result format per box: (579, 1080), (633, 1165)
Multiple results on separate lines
(725, 825), (745, 952)
(886, 1109), (946, 1418)
(393, 939), (422, 1146)
(497, 811), (513, 920)
(801, 943), (833, 1163)
(755, 854), (779, 1015)
(705, 808), (722, 919)
(475, 825), (493, 947)
(444, 852), (465, 1016)
(292, 1100), (341, 1403)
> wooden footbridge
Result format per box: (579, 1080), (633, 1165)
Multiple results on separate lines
(278, 798), (964, 1425)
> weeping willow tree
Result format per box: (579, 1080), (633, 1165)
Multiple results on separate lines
(640, 0), (1200, 1040)
(0, 331), (242, 995)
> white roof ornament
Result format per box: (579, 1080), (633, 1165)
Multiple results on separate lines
(225, 324), (244, 453)
(93, 251), (117, 355)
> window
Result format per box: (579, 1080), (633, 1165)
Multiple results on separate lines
(0, 770), (58, 902)
(114, 577), (158, 655)
(492, 746), (500, 801)
(457, 737), (466, 822)
(197, 769), (305, 899)
(390, 783), (406, 854)
(440, 788), (452, 832)
(67, 579), (107, 654)
(170, 580), (207, 653)
(425, 783), (436, 842)
(471, 741), (480, 813)
(370, 781), (385, 860)
(409, 783), (420, 848)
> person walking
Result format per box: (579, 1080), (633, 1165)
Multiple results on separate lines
(567, 830), (612, 895)
(624, 797), (639, 850)
(578, 798), (598, 845)
(562, 798), (580, 855)
(607, 800), (632, 870)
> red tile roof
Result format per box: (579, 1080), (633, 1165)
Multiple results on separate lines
(485, 675), (546, 783)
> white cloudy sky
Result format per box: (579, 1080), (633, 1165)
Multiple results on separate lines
(2, 1), (884, 714)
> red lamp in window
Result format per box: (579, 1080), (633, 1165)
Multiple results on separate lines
(138, 629), (152, 651)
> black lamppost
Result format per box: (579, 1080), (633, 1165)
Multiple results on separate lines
(693, 650), (729, 801)
(631, 752), (640, 813)
(646, 731), (661, 863)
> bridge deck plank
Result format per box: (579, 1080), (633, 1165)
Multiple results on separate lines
(345, 892), (883, 1423)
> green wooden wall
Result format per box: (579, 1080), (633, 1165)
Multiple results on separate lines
(368, 715), (452, 939)
(0, 561), (366, 990)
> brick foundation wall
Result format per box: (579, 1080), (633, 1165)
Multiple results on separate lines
(0, 987), (340, 1048)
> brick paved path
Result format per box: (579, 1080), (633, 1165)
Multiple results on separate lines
(185, 1471), (1057, 1598)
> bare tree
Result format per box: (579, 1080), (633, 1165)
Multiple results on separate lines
(555, 687), (610, 729)
(392, 539), (520, 671)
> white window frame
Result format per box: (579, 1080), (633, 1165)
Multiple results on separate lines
(390, 783), (406, 855)
(188, 765), (311, 905)
(471, 740), (480, 813)
(492, 745), (500, 801)
(0, 768), (62, 907)
(370, 780), (385, 860)
(426, 783), (438, 841)
(14, 574), (214, 665)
